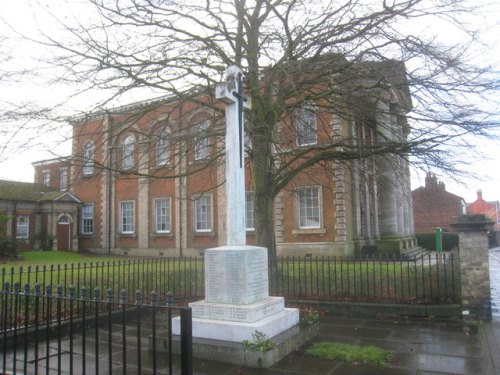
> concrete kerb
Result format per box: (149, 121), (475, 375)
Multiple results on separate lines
(152, 322), (319, 368)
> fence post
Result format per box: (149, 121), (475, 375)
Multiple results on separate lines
(180, 307), (193, 375)
(2, 282), (9, 374)
(451, 217), (493, 319)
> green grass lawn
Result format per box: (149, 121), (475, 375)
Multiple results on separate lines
(1, 251), (205, 301)
(4, 250), (119, 267)
(306, 342), (391, 366)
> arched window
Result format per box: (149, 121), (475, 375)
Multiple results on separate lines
(296, 103), (317, 146)
(194, 120), (210, 160)
(156, 129), (169, 166)
(122, 135), (135, 170)
(82, 142), (95, 175)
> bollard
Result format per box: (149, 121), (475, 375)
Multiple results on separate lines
(435, 227), (443, 253)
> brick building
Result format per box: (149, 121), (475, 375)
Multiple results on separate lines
(467, 190), (499, 245)
(28, 63), (416, 257)
(411, 173), (466, 233)
(0, 179), (81, 251)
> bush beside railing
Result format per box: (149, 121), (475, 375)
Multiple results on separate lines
(416, 232), (459, 251)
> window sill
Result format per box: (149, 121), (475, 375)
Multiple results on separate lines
(292, 228), (326, 237)
(152, 163), (173, 170)
(189, 158), (210, 165)
(151, 232), (174, 239)
(117, 233), (137, 239)
(193, 231), (216, 239)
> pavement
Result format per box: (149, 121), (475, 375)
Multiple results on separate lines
(198, 315), (494, 375)
(194, 246), (500, 375)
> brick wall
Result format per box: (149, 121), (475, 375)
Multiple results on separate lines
(412, 174), (464, 233)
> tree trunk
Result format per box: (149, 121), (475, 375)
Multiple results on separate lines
(251, 113), (277, 260)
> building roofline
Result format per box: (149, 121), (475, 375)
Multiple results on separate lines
(32, 156), (72, 167)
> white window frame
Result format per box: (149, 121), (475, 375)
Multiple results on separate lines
(42, 171), (50, 187)
(296, 104), (317, 146)
(193, 194), (212, 232)
(59, 168), (68, 191)
(156, 130), (169, 166)
(82, 142), (95, 175)
(296, 186), (322, 229)
(245, 191), (255, 231)
(194, 120), (210, 160)
(120, 200), (135, 234)
(154, 198), (171, 233)
(16, 215), (29, 239)
(81, 203), (94, 234)
(122, 135), (135, 170)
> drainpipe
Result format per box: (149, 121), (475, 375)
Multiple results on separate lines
(106, 113), (114, 254)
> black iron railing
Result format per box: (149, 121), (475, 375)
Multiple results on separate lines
(0, 257), (205, 303)
(270, 253), (460, 304)
(0, 253), (460, 306)
(0, 283), (192, 375)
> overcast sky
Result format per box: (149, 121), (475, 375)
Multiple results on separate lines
(0, 0), (499, 203)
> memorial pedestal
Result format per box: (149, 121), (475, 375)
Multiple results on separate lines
(172, 245), (299, 343)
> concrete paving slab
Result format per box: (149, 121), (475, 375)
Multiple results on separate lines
(332, 361), (416, 375)
(389, 352), (483, 375)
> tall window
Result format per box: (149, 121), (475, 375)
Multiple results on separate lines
(120, 201), (135, 233)
(42, 171), (50, 187)
(59, 168), (68, 190)
(16, 215), (29, 239)
(296, 186), (321, 229)
(81, 204), (94, 234)
(194, 121), (210, 160)
(156, 130), (169, 166)
(296, 104), (317, 146)
(122, 135), (135, 170)
(194, 194), (212, 232)
(246, 191), (255, 230)
(155, 198), (171, 233)
(83, 142), (95, 175)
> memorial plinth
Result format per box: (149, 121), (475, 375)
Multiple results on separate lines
(172, 245), (299, 342)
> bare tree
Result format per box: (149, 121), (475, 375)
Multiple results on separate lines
(7, 0), (499, 255)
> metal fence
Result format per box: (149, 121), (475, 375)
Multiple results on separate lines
(0, 257), (204, 304)
(0, 283), (193, 375)
(270, 253), (460, 304)
(0, 253), (460, 306)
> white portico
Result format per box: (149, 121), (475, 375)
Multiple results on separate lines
(173, 65), (299, 342)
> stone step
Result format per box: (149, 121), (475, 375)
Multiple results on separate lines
(401, 246), (433, 260)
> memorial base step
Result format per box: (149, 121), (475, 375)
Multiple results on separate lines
(189, 296), (285, 323)
(154, 319), (318, 368)
(172, 307), (299, 342)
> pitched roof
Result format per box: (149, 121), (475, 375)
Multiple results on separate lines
(0, 179), (66, 202)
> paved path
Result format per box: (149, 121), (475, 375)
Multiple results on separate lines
(489, 247), (500, 320)
(4, 314), (491, 375)
(480, 247), (500, 375)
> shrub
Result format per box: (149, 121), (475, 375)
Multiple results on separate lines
(243, 331), (276, 353)
(0, 238), (18, 260)
(416, 232), (459, 251)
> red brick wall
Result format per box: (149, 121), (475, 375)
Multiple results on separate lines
(412, 176), (464, 233)
(468, 191), (499, 231)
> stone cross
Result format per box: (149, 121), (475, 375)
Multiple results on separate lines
(216, 65), (251, 246)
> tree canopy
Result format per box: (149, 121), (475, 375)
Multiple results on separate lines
(1, 0), (498, 253)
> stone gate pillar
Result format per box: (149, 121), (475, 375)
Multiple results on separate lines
(451, 216), (493, 319)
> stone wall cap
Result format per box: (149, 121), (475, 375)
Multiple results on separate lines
(450, 221), (494, 232)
